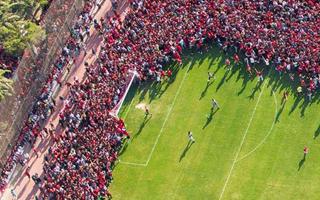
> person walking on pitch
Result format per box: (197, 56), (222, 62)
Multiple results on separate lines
(207, 72), (216, 82)
(212, 98), (220, 110)
(188, 131), (195, 143)
(145, 106), (152, 117)
(303, 146), (309, 159)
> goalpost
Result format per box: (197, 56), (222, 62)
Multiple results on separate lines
(111, 69), (138, 163)
(111, 69), (138, 117)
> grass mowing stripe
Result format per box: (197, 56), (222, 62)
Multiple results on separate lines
(145, 63), (191, 166)
(218, 78), (268, 200)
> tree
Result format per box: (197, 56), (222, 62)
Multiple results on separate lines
(0, 69), (13, 100)
(0, 0), (45, 56)
(2, 0), (35, 19)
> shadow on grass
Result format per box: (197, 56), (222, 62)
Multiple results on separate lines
(179, 140), (194, 162)
(235, 63), (252, 94)
(203, 108), (219, 129)
(133, 115), (152, 139)
(216, 69), (230, 92)
(313, 125), (320, 139)
(289, 95), (303, 115)
(298, 154), (306, 171)
(275, 101), (286, 123)
(136, 64), (181, 104)
(248, 80), (263, 100)
(157, 65), (180, 99)
(199, 81), (214, 100)
(148, 82), (162, 103)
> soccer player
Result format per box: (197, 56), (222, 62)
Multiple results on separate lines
(233, 53), (240, 66)
(282, 91), (289, 103)
(207, 72), (216, 82)
(225, 58), (231, 70)
(145, 106), (151, 116)
(297, 86), (303, 95)
(211, 98), (220, 110)
(245, 63), (252, 76)
(304, 146), (309, 158)
(166, 69), (172, 81)
(156, 74), (161, 83)
(188, 131), (195, 143)
(161, 70), (166, 80)
(255, 69), (264, 82)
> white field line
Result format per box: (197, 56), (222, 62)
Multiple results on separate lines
(218, 79), (268, 200)
(120, 63), (191, 167)
(118, 160), (147, 167)
(235, 91), (278, 163)
(145, 63), (191, 166)
(123, 96), (135, 120)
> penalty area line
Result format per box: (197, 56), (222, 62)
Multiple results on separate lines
(118, 62), (191, 168)
(218, 78), (268, 200)
(118, 160), (147, 167)
(145, 63), (191, 166)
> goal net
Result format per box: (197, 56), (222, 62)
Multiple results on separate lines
(111, 69), (138, 117)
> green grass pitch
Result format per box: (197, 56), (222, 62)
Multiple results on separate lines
(109, 47), (320, 200)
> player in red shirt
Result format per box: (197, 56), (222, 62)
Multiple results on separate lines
(166, 69), (172, 81)
(246, 63), (252, 76)
(160, 70), (166, 79)
(302, 146), (309, 163)
(303, 146), (309, 157)
(225, 58), (231, 71)
(145, 106), (151, 117)
(282, 91), (289, 104)
(233, 54), (240, 66)
(255, 69), (264, 82)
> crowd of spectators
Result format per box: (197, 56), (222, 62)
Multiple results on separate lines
(0, 0), (100, 193)
(1, 0), (319, 199)
(123, 0), (319, 94)
(40, 4), (130, 198)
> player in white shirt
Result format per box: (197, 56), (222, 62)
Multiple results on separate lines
(188, 131), (195, 143)
(211, 98), (220, 110)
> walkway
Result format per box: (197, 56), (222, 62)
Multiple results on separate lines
(1, 1), (129, 199)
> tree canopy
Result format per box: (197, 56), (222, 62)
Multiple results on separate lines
(0, 69), (13, 100)
(0, 0), (48, 101)
(0, 0), (47, 56)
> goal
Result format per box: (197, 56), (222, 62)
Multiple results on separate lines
(111, 69), (138, 117)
